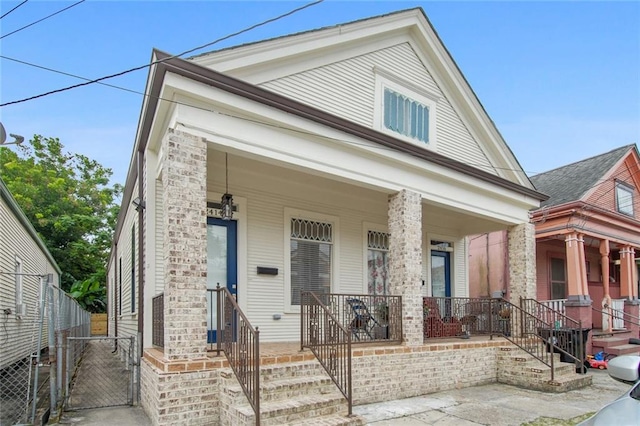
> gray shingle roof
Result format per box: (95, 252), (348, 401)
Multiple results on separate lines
(530, 145), (635, 208)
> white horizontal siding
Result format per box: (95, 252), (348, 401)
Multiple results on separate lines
(110, 182), (139, 340)
(261, 42), (494, 175)
(0, 196), (56, 369)
(207, 155), (388, 342)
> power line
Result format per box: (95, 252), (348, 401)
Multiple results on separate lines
(0, 0), (29, 20)
(0, 0), (84, 40)
(0, 0), (324, 107)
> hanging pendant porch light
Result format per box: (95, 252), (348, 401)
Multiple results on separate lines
(221, 153), (234, 221)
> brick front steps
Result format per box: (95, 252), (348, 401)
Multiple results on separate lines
(592, 332), (640, 356)
(220, 360), (364, 426)
(497, 347), (592, 393)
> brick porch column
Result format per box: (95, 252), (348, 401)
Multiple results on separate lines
(161, 129), (208, 360)
(507, 222), (536, 303)
(388, 190), (423, 347)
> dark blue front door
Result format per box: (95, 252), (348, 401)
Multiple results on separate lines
(206, 218), (237, 343)
(431, 251), (451, 297)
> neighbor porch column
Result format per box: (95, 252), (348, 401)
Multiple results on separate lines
(564, 233), (591, 351)
(620, 246), (640, 334)
(161, 129), (208, 360)
(600, 240), (613, 332)
(388, 190), (423, 347)
(507, 222), (536, 302)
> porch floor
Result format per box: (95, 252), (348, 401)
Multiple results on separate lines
(205, 335), (507, 366)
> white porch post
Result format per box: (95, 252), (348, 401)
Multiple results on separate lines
(161, 129), (208, 360)
(388, 189), (423, 347)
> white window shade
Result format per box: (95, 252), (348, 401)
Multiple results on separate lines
(290, 218), (332, 305)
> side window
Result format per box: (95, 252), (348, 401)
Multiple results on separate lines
(383, 88), (430, 144)
(374, 71), (438, 147)
(289, 218), (333, 306)
(615, 181), (634, 216)
(15, 256), (23, 312)
(367, 230), (389, 296)
(550, 257), (566, 300)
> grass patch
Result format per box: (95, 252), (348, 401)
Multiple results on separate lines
(520, 412), (594, 426)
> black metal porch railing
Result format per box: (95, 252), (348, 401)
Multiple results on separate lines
(423, 297), (589, 380)
(520, 298), (587, 373)
(215, 286), (260, 426)
(152, 293), (164, 348)
(300, 292), (353, 416)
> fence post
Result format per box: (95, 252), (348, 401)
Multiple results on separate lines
(489, 298), (493, 339)
(216, 284), (222, 356)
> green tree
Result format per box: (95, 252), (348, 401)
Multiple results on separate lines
(0, 135), (121, 310)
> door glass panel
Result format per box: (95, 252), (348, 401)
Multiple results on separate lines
(207, 224), (228, 332)
(431, 255), (446, 297)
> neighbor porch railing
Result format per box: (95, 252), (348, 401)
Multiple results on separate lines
(593, 303), (640, 333)
(539, 298), (566, 317)
(300, 291), (352, 416)
(423, 297), (588, 380)
(152, 293), (164, 348)
(520, 297), (587, 373)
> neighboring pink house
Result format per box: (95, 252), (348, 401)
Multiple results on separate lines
(470, 144), (640, 356)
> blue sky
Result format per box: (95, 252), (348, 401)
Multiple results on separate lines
(1, 1), (638, 187)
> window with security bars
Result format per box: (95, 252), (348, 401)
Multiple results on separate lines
(367, 230), (389, 295)
(290, 218), (332, 305)
(384, 88), (430, 143)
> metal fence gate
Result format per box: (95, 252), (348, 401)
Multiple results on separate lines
(65, 336), (135, 411)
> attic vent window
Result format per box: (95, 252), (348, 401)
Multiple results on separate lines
(615, 182), (634, 216)
(384, 88), (430, 143)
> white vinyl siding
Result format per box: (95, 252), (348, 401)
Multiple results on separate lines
(260, 42), (494, 174)
(0, 190), (58, 369)
(15, 256), (23, 314)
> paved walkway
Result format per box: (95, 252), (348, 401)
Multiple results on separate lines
(57, 369), (629, 425)
(353, 369), (630, 425)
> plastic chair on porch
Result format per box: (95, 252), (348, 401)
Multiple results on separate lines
(347, 298), (381, 340)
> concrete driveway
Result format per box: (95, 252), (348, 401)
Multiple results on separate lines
(353, 369), (630, 425)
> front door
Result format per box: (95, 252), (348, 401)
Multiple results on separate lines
(431, 251), (451, 297)
(206, 218), (237, 343)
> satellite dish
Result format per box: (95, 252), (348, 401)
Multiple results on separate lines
(0, 122), (6, 145)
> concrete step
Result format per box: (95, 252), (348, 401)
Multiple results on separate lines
(592, 335), (631, 347)
(606, 344), (640, 356)
(223, 374), (339, 402)
(257, 360), (325, 381)
(234, 394), (348, 425)
(288, 413), (365, 425)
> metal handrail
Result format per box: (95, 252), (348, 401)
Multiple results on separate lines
(300, 291), (352, 416)
(518, 298), (587, 375)
(592, 305), (640, 330)
(215, 286), (260, 426)
(520, 297), (580, 330)
(151, 293), (164, 348)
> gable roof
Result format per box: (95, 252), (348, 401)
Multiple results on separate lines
(530, 144), (636, 208)
(189, 7), (533, 189)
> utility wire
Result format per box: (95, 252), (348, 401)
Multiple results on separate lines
(0, 0), (29, 20)
(4, 51), (634, 188)
(0, 0), (324, 107)
(0, 0), (84, 40)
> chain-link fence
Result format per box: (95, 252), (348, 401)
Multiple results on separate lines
(0, 275), (49, 426)
(47, 284), (91, 421)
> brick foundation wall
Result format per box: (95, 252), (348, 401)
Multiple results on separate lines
(351, 340), (505, 404)
(141, 350), (221, 425)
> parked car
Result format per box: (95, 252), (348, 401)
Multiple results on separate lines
(578, 355), (640, 425)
